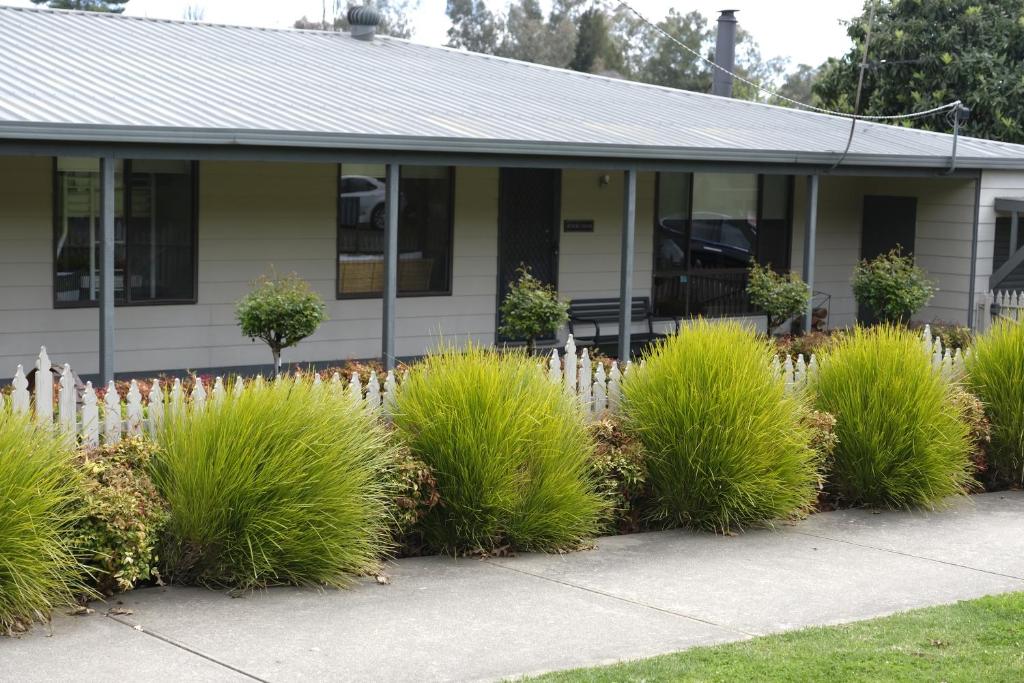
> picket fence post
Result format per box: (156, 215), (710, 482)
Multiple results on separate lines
(104, 381), (121, 444)
(58, 364), (76, 439)
(149, 379), (164, 436)
(81, 382), (99, 447)
(126, 380), (144, 436)
(34, 347), (53, 427)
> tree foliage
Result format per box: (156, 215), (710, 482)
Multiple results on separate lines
(746, 262), (811, 330)
(31, 0), (128, 11)
(236, 273), (327, 373)
(444, 1), (792, 100)
(815, 0), (1024, 143)
(852, 248), (936, 325)
(498, 267), (569, 354)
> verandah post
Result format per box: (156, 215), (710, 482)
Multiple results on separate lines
(99, 155), (116, 384)
(803, 174), (820, 333)
(618, 168), (637, 360)
(382, 163), (399, 371)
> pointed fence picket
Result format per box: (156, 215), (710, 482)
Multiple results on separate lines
(2, 348), (404, 445)
(5, 328), (978, 441)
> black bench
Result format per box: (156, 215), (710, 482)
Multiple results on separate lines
(567, 297), (679, 357)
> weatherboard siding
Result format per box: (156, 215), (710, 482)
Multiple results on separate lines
(0, 158), (500, 376)
(792, 175), (979, 327)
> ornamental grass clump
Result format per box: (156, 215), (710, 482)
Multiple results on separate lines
(813, 325), (973, 508)
(966, 321), (1024, 484)
(151, 378), (392, 589)
(392, 345), (605, 553)
(621, 320), (821, 533)
(0, 412), (85, 633)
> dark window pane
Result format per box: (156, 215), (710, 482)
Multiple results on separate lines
(54, 157), (195, 306)
(337, 165), (453, 297)
(757, 175), (792, 271)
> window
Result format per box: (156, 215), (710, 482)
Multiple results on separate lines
(653, 173), (793, 318)
(337, 164), (453, 298)
(54, 158), (197, 306)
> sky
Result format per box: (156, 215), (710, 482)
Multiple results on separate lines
(6, 0), (867, 68)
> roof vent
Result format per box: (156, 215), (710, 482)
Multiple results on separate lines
(347, 4), (381, 41)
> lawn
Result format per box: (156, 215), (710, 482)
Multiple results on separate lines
(528, 592), (1024, 682)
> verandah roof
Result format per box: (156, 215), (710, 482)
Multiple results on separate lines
(2, 6), (1024, 171)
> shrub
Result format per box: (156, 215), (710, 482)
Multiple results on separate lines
(69, 438), (169, 596)
(966, 322), (1024, 484)
(386, 447), (441, 556)
(498, 267), (570, 354)
(236, 272), (327, 374)
(948, 386), (991, 483)
(813, 326), (973, 507)
(746, 262), (810, 330)
(852, 248), (935, 324)
(621, 321), (821, 532)
(150, 378), (392, 588)
(775, 330), (843, 361)
(910, 320), (972, 350)
(589, 418), (650, 535)
(393, 345), (605, 553)
(805, 410), (839, 461)
(0, 413), (85, 633)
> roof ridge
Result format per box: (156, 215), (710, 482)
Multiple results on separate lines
(0, 3), (350, 36)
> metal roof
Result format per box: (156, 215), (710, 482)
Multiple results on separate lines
(2, 5), (1024, 170)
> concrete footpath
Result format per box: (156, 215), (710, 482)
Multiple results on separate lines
(5, 491), (1024, 682)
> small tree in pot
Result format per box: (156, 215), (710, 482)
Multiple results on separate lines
(499, 267), (569, 354)
(746, 262), (810, 334)
(236, 272), (327, 375)
(852, 248), (935, 325)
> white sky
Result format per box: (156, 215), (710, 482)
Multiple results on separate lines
(5, 0), (866, 67)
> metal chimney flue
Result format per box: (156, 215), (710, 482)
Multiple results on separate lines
(347, 3), (381, 41)
(712, 9), (738, 98)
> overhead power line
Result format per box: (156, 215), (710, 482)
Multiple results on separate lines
(615, 1), (961, 123)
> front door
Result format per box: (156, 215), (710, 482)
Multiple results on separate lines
(496, 168), (561, 340)
(859, 195), (917, 324)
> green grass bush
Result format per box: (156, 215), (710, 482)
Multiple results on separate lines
(813, 325), (973, 507)
(966, 321), (1024, 483)
(0, 412), (84, 633)
(392, 345), (606, 553)
(151, 378), (393, 589)
(621, 320), (821, 532)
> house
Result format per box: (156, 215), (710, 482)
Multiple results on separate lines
(2, 5), (1024, 382)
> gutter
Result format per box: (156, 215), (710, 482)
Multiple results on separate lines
(0, 121), (1020, 172)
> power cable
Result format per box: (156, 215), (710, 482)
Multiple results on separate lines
(615, 0), (961, 123)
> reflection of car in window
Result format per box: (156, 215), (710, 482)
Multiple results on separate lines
(657, 211), (756, 269)
(340, 175), (387, 229)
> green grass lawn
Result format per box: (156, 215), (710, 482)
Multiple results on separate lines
(528, 592), (1024, 682)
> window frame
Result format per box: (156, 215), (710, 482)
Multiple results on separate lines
(651, 172), (795, 318)
(51, 158), (200, 309)
(334, 164), (456, 300)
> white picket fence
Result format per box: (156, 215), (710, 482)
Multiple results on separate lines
(1, 347), (402, 446)
(978, 289), (1024, 333)
(770, 323), (968, 394)
(2, 324), (976, 443)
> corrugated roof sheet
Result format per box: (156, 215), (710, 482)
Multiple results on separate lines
(2, 5), (1024, 169)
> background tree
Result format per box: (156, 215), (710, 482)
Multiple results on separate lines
(772, 63), (822, 107)
(30, 0), (128, 11)
(569, 5), (622, 75)
(815, 0), (1024, 143)
(296, 0), (413, 38)
(446, 0), (505, 53)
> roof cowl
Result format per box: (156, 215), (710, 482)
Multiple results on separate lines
(347, 4), (380, 41)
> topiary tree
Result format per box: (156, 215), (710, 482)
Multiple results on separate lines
(236, 273), (326, 375)
(852, 248), (935, 325)
(746, 262), (810, 332)
(499, 266), (570, 354)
